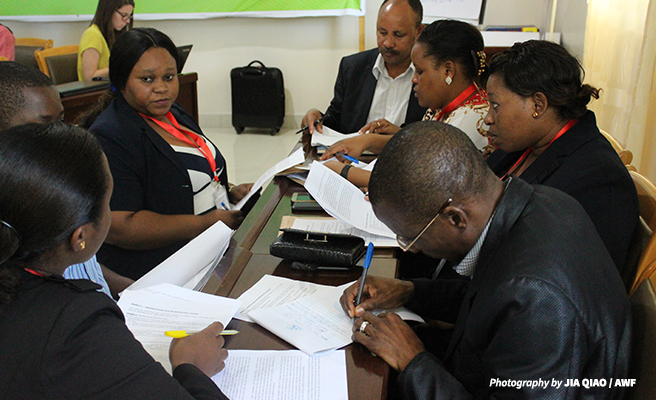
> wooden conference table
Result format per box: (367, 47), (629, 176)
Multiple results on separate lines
(57, 72), (199, 124)
(202, 176), (398, 400)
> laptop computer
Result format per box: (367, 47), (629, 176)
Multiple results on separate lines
(177, 45), (193, 74)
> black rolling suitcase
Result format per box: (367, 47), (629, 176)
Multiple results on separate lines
(231, 60), (285, 135)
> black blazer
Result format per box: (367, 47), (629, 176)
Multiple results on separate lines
(487, 111), (639, 272)
(323, 48), (426, 134)
(0, 272), (228, 399)
(399, 178), (631, 399)
(90, 96), (229, 279)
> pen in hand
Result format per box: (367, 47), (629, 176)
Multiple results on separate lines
(295, 114), (328, 134)
(165, 330), (240, 338)
(355, 242), (375, 307)
(335, 152), (359, 164)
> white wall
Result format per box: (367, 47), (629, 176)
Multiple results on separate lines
(1, 0), (584, 128)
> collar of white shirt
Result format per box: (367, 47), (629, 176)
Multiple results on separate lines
(371, 52), (415, 80)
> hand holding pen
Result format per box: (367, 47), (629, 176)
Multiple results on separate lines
(297, 111), (329, 134)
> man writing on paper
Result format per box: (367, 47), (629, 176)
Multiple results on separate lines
(340, 121), (631, 398)
(301, 0), (426, 136)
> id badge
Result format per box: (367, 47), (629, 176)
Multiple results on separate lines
(213, 183), (231, 211)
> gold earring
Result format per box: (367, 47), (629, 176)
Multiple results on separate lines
(532, 111), (539, 118)
(80, 241), (86, 250)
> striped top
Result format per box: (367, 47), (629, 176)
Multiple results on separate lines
(63, 255), (112, 298)
(171, 138), (229, 215)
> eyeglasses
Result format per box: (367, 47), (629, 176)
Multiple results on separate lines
(115, 10), (134, 21)
(396, 198), (452, 252)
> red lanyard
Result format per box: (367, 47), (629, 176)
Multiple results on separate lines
(24, 268), (44, 277)
(435, 83), (479, 121)
(141, 112), (219, 182)
(501, 119), (578, 180)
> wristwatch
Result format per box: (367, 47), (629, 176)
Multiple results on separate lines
(340, 164), (353, 179)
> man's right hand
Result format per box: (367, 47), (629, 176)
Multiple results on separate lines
(339, 276), (414, 318)
(301, 109), (324, 135)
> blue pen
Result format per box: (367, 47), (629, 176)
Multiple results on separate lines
(220, 202), (229, 211)
(355, 242), (375, 306)
(336, 152), (360, 164)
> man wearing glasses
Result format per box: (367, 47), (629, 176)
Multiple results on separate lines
(340, 121), (631, 399)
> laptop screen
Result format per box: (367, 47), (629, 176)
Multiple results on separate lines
(177, 45), (193, 74)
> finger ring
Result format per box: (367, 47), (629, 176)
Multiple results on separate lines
(359, 321), (370, 333)
(376, 121), (381, 127)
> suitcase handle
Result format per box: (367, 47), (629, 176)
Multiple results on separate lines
(246, 60), (266, 68)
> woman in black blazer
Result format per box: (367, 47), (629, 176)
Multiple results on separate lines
(485, 40), (638, 273)
(78, 28), (252, 279)
(0, 123), (229, 399)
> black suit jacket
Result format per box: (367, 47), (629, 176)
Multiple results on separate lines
(487, 111), (638, 272)
(0, 272), (228, 399)
(322, 48), (426, 133)
(90, 96), (230, 279)
(399, 178), (631, 399)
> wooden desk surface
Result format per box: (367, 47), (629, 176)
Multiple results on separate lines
(203, 177), (394, 400)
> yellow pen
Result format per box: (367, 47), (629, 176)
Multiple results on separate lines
(164, 330), (240, 338)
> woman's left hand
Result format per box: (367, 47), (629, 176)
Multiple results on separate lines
(228, 183), (254, 203)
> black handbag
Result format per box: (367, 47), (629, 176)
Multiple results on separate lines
(270, 229), (366, 270)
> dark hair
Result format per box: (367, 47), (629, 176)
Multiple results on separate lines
(0, 123), (109, 304)
(488, 40), (599, 120)
(0, 62), (54, 130)
(380, 0), (423, 28)
(76, 27), (178, 128)
(91, 0), (135, 49)
(416, 19), (487, 83)
(370, 121), (494, 225)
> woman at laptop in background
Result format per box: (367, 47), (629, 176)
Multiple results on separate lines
(77, 28), (252, 280)
(320, 19), (492, 188)
(0, 122), (229, 399)
(77, 0), (134, 81)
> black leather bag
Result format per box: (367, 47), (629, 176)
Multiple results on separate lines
(270, 229), (366, 269)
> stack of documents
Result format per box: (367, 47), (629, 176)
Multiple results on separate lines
(282, 216), (397, 247)
(126, 220), (233, 292)
(234, 147), (306, 210)
(304, 161), (396, 239)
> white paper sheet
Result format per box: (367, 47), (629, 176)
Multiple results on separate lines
(212, 350), (348, 400)
(234, 147), (305, 210)
(248, 286), (352, 355)
(290, 217), (398, 247)
(234, 275), (337, 322)
(118, 283), (241, 373)
(310, 126), (360, 148)
(304, 162), (395, 238)
(125, 220), (233, 292)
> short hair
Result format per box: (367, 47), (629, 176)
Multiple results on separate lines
(0, 62), (53, 131)
(91, 0), (135, 49)
(109, 27), (179, 92)
(417, 19), (487, 82)
(380, 0), (423, 27)
(488, 40), (599, 120)
(77, 27), (179, 128)
(0, 123), (109, 303)
(369, 121), (494, 225)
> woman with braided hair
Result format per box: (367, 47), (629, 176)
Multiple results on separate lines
(320, 19), (492, 188)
